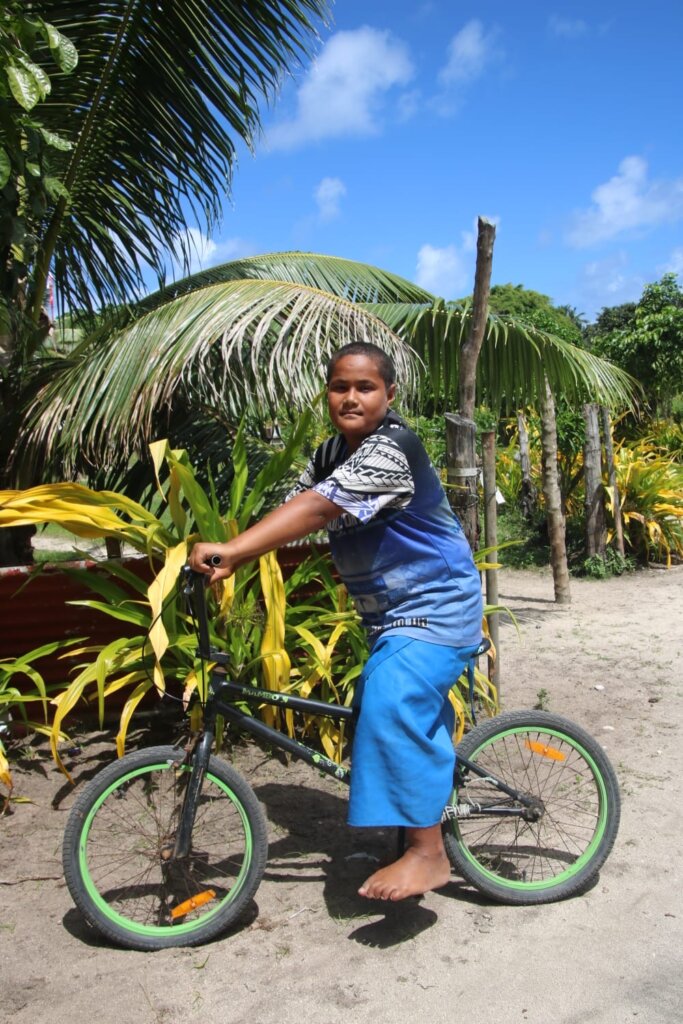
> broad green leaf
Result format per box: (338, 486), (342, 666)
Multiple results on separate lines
(93, 636), (141, 726)
(1, 637), (80, 666)
(43, 177), (70, 201)
(0, 147), (10, 189)
(166, 456), (223, 539)
(0, 663), (48, 718)
(229, 421), (249, 521)
(66, 598), (148, 628)
(168, 466), (188, 535)
(61, 567), (137, 606)
(38, 127), (73, 151)
(45, 25), (78, 73)
(7, 63), (42, 109)
(239, 407), (315, 528)
(17, 53), (50, 96)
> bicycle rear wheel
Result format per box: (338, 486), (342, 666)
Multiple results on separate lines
(443, 711), (620, 904)
(63, 745), (268, 950)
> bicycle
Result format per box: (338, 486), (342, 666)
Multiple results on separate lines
(62, 567), (621, 951)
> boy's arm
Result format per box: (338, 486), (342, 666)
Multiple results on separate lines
(188, 489), (341, 583)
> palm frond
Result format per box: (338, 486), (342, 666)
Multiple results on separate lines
(20, 280), (419, 472)
(365, 301), (640, 412)
(26, 1), (330, 315)
(139, 251), (435, 313)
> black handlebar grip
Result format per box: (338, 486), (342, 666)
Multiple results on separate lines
(209, 554), (222, 567)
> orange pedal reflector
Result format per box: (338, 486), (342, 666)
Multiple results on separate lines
(525, 740), (566, 761)
(171, 889), (217, 920)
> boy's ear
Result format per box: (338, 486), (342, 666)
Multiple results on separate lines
(387, 383), (397, 405)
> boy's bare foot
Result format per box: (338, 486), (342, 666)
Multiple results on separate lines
(357, 825), (452, 901)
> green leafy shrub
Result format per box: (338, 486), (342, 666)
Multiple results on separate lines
(609, 441), (683, 565)
(1, 416), (498, 777)
(579, 549), (636, 579)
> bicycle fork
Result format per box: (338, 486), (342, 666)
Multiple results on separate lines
(171, 723), (215, 861)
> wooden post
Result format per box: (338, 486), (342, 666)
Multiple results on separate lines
(583, 402), (606, 558)
(105, 537), (123, 559)
(445, 413), (478, 550)
(446, 411), (479, 552)
(481, 429), (500, 697)
(458, 218), (496, 420)
(601, 406), (625, 556)
(446, 217), (497, 551)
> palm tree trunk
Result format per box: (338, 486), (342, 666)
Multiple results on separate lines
(540, 378), (571, 603)
(516, 411), (537, 519)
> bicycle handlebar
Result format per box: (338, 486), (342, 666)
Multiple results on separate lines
(181, 565), (213, 659)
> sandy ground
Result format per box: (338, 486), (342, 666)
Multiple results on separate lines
(2, 565), (682, 1024)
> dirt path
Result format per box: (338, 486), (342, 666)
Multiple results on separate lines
(2, 565), (682, 1024)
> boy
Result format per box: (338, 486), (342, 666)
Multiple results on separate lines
(189, 342), (483, 901)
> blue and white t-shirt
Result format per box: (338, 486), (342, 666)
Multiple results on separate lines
(287, 412), (483, 648)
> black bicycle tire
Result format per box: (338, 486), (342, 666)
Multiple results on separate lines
(63, 745), (269, 950)
(443, 710), (620, 905)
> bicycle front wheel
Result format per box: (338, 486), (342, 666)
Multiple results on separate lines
(63, 745), (268, 950)
(443, 711), (620, 904)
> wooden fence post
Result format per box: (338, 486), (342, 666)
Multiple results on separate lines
(445, 413), (478, 550)
(583, 402), (606, 558)
(601, 406), (625, 557)
(481, 429), (500, 697)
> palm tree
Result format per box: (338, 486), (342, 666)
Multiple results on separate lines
(3, 0), (330, 328)
(16, 254), (429, 485)
(1, 5), (638, 566)
(16, 252), (638, 493)
(1, 0), (331, 562)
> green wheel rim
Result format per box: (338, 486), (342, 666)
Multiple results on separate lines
(453, 726), (610, 892)
(78, 761), (253, 939)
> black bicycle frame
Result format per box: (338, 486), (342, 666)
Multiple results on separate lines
(181, 567), (539, 815)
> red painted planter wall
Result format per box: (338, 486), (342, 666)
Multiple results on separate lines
(0, 545), (331, 691)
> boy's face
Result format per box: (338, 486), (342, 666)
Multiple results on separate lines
(327, 354), (396, 450)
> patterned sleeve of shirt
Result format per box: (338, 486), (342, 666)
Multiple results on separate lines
(313, 432), (414, 525)
(284, 458), (316, 503)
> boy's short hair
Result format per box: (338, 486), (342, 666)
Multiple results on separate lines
(326, 342), (396, 388)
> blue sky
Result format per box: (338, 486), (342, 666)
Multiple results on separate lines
(180, 0), (683, 322)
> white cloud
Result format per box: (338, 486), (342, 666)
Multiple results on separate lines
(662, 247), (683, 277)
(431, 21), (500, 117)
(548, 16), (588, 38)
(439, 19), (497, 86)
(567, 156), (683, 247)
(267, 27), (413, 150)
(314, 177), (346, 221)
(578, 253), (644, 314)
(415, 243), (469, 298)
(171, 228), (251, 276)
(416, 218), (501, 297)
